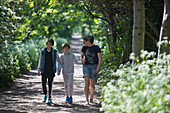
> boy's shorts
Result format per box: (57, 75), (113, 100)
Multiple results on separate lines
(83, 64), (97, 81)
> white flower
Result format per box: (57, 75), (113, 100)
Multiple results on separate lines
(140, 50), (148, 59)
(164, 94), (170, 101)
(129, 52), (135, 60)
(163, 37), (168, 40)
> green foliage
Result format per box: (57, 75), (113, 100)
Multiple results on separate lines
(56, 38), (68, 52)
(99, 51), (170, 113)
(0, 39), (45, 91)
(0, 0), (21, 43)
(97, 65), (119, 87)
(24, 39), (46, 68)
(15, 0), (85, 41)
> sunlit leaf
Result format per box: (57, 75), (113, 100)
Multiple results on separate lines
(46, 9), (53, 13)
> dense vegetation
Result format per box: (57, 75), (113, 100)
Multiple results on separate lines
(99, 49), (170, 113)
(0, 39), (46, 91)
(0, 0), (169, 112)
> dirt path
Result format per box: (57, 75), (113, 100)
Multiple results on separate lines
(0, 35), (102, 113)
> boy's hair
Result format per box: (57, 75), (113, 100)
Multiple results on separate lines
(62, 43), (70, 49)
(46, 38), (54, 46)
(83, 35), (94, 43)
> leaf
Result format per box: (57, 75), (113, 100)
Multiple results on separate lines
(140, 82), (145, 88)
(94, 19), (98, 24)
(46, 9), (53, 13)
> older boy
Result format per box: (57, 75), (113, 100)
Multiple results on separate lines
(37, 38), (59, 103)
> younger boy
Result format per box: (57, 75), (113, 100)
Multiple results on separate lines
(37, 38), (59, 103)
(58, 43), (80, 104)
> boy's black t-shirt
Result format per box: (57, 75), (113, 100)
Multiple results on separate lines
(81, 45), (101, 65)
(44, 48), (53, 75)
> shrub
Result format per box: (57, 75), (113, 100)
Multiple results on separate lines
(24, 39), (46, 68)
(100, 50), (170, 113)
(0, 39), (46, 91)
(56, 38), (68, 52)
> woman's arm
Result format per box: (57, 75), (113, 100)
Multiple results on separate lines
(81, 52), (85, 64)
(96, 52), (101, 73)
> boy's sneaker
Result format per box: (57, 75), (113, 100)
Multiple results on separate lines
(48, 98), (52, 103)
(68, 97), (73, 104)
(66, 96), (69, 103)
(42, 95), (47, 103)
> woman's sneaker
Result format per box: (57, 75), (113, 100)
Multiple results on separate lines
(68, 97), (73, 104)
(42, 95), (47, 103)
(84, 101), (89, 106)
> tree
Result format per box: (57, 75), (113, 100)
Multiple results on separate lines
(132, 0), (145, 62)
(78, 0), (133, 66)
(157, 0), (170, 57)
(0, 0), (21, 44)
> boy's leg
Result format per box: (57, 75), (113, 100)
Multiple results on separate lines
(48, 76), (54, 99)
(63, 74), (69, 96)
(68, 73), (73, 97)
(42, 74), (47, 96)
(68, 73), (73, 104)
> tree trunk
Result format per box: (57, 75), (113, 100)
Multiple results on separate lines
(132, 0), (145, 62)
(157, 0), (170, 57)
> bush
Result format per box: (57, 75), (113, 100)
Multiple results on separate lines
(24, 39), (46, 68)
(100, 50), (170, 113)
(0, 39), (46, 91)
(56, 38), (68, 52)
(97, 65), (119, 87)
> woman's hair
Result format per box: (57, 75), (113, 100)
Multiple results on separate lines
(83, 35), (94, 43)
(62, 43), (70, 49)
(46, 38), (54, 46)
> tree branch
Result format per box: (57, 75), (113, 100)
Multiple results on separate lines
(145, 17), (159, 38)
(82, 5), (110, 24)
(145, 31), (158, 44)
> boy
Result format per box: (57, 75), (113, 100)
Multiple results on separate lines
(81, 35), (102, 105)
(37, 38), (59, 103)
(58, 43), (80, 104)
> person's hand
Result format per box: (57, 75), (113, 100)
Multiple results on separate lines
(38, 72), (40, 76)
(96, 67), (100, 74)
(81, 59), (86, 64)
(57, 71), (60, 75)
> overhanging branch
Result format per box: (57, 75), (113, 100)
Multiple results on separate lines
(83, 6), (110, 24)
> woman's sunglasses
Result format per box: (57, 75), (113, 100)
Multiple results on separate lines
(83, 41), (89, 44)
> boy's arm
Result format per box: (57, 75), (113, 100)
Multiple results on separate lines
(56, 53), (60, 74)
(73, 54), (82, 64)
(57, 55), (63, 74)
(37, 51), (42, 75)
(56, 52), (59, 63)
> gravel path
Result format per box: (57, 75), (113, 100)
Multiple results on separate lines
(0, 35), (102, 113)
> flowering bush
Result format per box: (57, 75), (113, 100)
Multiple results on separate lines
(99, 50), (170, 113)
